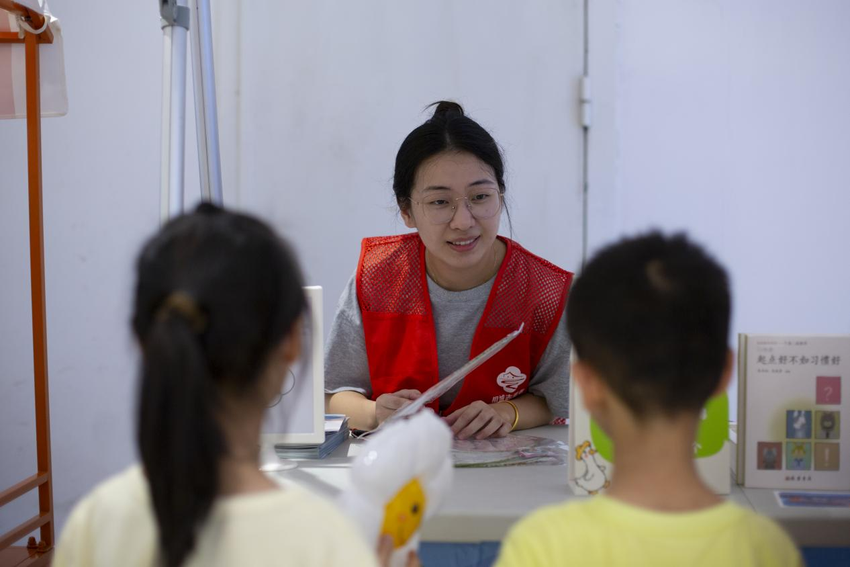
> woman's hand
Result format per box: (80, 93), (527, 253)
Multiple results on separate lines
(377, 535), (420, 567)
(443, 400), (514, 440)
(375, 389), (421, 425)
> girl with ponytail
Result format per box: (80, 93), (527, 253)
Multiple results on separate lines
(55, 204), (381, 566)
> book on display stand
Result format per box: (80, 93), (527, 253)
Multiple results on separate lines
(737, 334), (848, 490)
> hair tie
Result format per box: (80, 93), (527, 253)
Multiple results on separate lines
(156, 291), (208, 333)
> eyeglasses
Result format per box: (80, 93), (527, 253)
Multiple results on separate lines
(408, 188), (503, 225)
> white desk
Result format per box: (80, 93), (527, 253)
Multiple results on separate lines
(272, 425), (850, 547)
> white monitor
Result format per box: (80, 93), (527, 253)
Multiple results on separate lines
(260, 286), (325, 448)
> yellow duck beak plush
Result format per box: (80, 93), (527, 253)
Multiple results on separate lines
(338, 411), (453, 567)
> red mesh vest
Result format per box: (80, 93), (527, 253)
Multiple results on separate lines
(357, 233), (572, 415)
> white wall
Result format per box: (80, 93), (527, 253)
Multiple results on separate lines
(0, 118), (37, 539)
(588, 0), (850, 419)
(231, 0), (586, 338)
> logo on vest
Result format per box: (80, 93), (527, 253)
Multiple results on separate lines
(496, 366), (526, 393)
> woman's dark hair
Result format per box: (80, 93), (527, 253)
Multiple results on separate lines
(567, 232), (731, 419)
(132, 203), (306, 567)
(394, 101), (508, 217)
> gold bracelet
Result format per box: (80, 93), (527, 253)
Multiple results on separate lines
(501, 400), (520, 431)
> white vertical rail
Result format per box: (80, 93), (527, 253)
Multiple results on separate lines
(160, 0), (189, 223)
(190, 0), (223, 205)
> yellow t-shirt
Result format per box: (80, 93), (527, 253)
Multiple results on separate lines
(54, 465), (378, 567)
(496, 495), (802, 567)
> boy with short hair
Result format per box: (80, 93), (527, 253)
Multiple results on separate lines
(496, 232), (801, 566)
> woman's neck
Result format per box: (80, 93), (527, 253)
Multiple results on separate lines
(426, 238), (506, 291)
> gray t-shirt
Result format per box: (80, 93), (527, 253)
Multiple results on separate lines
(324, 272), (571, 417)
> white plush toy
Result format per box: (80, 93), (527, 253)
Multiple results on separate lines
(338, 411), (453, 567)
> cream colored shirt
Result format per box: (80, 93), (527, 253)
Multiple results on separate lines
(496, 495), (802, 567)
(54, 465), (378, 567)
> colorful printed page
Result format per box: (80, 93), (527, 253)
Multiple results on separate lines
(739, 335), (849, 490)
(451, 434), (568, 468)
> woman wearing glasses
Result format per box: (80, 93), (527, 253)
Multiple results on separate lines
(325, 102), (573, 440)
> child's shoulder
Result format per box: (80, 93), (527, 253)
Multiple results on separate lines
(506, 498), (600, 540)
(730, 505), (799, 549)
(703, 504), (802, 566)
(70, 465), (149, 518)
(495, 500), (604, 567)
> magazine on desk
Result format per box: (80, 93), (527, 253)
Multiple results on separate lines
(451, 434), (568, 468)
(568, 364), (731, 495)
(737, 334), (848, 490)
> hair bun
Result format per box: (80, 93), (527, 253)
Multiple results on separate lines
(196, 202), (223, 215)
(429, 100), (464, 119)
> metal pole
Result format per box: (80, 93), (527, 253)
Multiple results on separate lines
(159, 0), (189, 223)
(190, 0), (223, 205)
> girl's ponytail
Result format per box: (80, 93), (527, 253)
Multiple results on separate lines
(137, 301), (222, 567)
